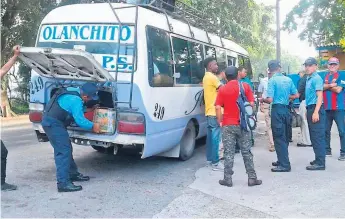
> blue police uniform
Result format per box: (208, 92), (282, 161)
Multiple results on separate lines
(305, 71), (326, 168)
(267, 70), (297, 171)
(42, 83), (98, 192)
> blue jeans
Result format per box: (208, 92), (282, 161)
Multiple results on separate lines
(271, 104), (291, 169)
(325, 110), (345, 155)
(307, 105), (326, 166)
(206, 116), (221, 164)
(42, 116), (79, 186)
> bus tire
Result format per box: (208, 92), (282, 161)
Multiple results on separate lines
(91, 145), (114, 154)
(179, 121), (196, 161)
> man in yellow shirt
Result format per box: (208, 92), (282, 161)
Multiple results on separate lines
(203, 57), (223, 171)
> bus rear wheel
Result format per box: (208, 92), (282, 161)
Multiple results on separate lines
(179, 121), (196, 161)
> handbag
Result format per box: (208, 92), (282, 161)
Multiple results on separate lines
(290, 104), (303, 128)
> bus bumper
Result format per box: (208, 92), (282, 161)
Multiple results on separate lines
(31, 123), (145, 146)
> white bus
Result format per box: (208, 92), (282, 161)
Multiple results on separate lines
(19, 1), (252, 160)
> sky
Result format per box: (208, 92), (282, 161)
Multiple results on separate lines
(254, 0), (318, 60)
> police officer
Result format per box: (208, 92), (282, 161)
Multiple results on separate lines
(263, 60), (299, 172)
(303, 57), (326, 170)
(42, 83), (101, 192)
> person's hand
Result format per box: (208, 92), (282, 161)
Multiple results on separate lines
(330, 83), (337, 88)
(13, 45), (20, 57)
(92, 123), (101, 133)
(312, 112), (319, 123)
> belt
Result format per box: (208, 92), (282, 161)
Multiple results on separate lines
(306, 104), (324, 110)
(271, 104), (289, 109)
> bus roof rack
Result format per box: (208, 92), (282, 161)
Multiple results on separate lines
(144, 0), (221, 36)
(91, 0), (223, 40)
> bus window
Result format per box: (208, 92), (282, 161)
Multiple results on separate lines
(227, 55), (236, 66)
(216, 48), (227, 71)
(147, 26), (174, 87)
(205, 46), (216, 58)
(172, 37), (205, 85)
(238, 55), (245, 67)
(189, 42), (204, 84)
(172, 37), (191, 84)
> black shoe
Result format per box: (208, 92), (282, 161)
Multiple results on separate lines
(310, 160), (316, 165)
(1, 183), (17, 191)
(306, 164), (325, 171)
(58, 182), (83, 192)
(70, 173), (90, 182)
(289, 139), (293, 143)
(248, 178), (262, 187)
(271, 166), (291, 172)
(297, 143), (312, 147)
(338, 154), (345, 161)
(272, 161), (280, 166)
(326, 151), (332, 157)
(219, 179), (233, 187)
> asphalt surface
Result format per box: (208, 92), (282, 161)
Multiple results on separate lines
(1, 117), (344, 218)
(1, 121), (206, 218)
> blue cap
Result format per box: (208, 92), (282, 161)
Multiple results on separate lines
(81, 82), (99, 101)
(268, 60), (281, 71)
(303, 57), (318, 66)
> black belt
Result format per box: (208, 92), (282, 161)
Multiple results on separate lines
(306, 104), (324, 110)
(272, 104), (289, 109)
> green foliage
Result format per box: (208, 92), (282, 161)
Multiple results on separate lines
(10, 99), (29, 115)
(1, 0), (305, 106)
(178, 0), (277, 77)
(283, 0), (345, 46)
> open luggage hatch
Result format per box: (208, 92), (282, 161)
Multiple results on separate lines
(18, 47), (114, 82)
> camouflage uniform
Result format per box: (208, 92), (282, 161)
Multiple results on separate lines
(222, 125), (257, 182)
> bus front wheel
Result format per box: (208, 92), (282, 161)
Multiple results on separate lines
(179, 121), (196, 161)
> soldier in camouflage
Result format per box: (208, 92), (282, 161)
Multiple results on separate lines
(215, 66), (262, 187)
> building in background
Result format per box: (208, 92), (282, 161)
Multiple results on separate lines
(317, 44), (345, 70)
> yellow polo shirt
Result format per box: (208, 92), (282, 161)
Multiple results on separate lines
(203, 72), (222, 116)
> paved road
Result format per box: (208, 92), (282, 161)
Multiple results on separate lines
(1, 121), (207, 218)
(1, 117), (344, 218)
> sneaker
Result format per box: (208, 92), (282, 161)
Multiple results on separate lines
(212, 162), (224, 171)
(1, 183), (17, 191)
(326, 151), (332, 157)
(206, 161), (212, 167)
(338, 154), (345, 161)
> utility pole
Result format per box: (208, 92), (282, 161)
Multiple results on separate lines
(276, 0), (281, 61)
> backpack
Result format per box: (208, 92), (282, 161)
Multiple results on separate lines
(237, 82), (257, 132)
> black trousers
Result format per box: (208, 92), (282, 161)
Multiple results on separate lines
(307, 105), (326, 166)
(287, 105), (293, 141)
(271, 104), (291, 169)
(1, 140), (8, 184)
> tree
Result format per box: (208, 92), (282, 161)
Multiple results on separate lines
(283, 0), (345, 47)
(179, 0), (276, 78)
(1, 0), (56, 117)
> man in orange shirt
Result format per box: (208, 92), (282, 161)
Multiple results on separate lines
(215, 66), (262, 187)
(203, 57), (223, 171)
